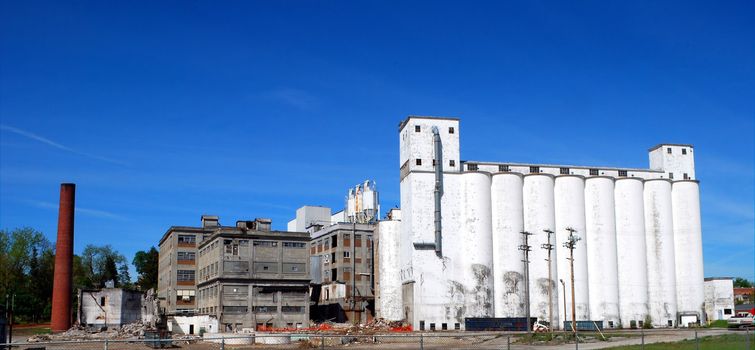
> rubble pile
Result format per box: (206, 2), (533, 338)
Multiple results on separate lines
(27, 321), (151, 342)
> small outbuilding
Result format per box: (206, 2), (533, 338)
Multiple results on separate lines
(704, 277), (735, 322)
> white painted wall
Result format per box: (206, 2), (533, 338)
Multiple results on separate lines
(704, 279), (734, 321)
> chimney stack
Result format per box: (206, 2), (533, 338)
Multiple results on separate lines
(51, 183), (75, 332)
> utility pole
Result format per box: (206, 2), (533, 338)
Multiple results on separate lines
(542, 229), (555, 333)
(559, 279), (566, 333)
(563, 227), (581, 336)
(519, 231), (533, 337)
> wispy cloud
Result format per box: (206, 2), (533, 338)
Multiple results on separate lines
(263, 88), (319, 110)
(0, 124), (128, 166)
(22, 199), (127, 221)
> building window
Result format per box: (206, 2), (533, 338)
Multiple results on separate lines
(668, 320), (673, 327)
(419, 321), (425, 331)
(589, 169), (599, 176)
(667, 147), (672, 154)
(529, 166), (540, 173)
(283, 242), (306, 248)
(432, 159), (436, 166)
(430, 323), (436, 331)
(468, 163), (478, 171)
(683, 173), (689, 180)
(177, 270), (195, 282)
(416, 159), (422, 166)
(455, 323), (460, 330)
(100, 297), (105, 306)
(682, 148), (687, 155)
(253, 241), (278, 247)
(177, 251), (196, 261)
(669, 172), (674, 179)
(415, 125), (421, 132)
(449, 127), (455, 134)
(343, 251), (351, 258)
(560, 167), (569, 175)
(724, 309), (732, 315)
(619, 170), (628, 177)
(178, 235), (196, 244)
(282, 306), (304, 313)
(450, 160), (455, 167)
(331, 237), (338, 248)
(442, 323), (448, 330)
(499, 165), (509, 172)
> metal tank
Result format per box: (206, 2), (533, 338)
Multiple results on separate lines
(643, 179), (677, 327)
(554, 175), (590, 324)
(672, 180), (705, 326)
(491, 172), (525, 317)
(584, 176), (620, 328)
(614, 177), (649, 327)
(522, 174), (559, 328)
(378, 220), (403, 321)
(461, 172), (494, 317)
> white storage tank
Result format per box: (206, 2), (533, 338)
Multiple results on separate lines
(554, 175), (590, 323)
(672, 180), (705, 326)
(614, 177), (649, 327)
(461, 172), (494, 317)
(522, 174), (559, 327)
(378, 219), (403, 321)
(491, 172), (525, 317)
(584, 176), (620, 327)
(643, 179), (677, 327)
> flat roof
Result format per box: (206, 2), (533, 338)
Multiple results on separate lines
(398, 115), (460, 132)
(462, 160), (664, 173)
(648, 143), (695, 152)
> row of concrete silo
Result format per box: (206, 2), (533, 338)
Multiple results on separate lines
(380, 172), (704, 328)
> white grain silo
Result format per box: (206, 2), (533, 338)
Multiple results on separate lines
(554, 175), (590, 324)
(643, 178), (677, 327)
(585, 176), (620, 327)
(491, 172), (525, 317)
(614, 177), (649, 327)
(522, 173), (559, 328)
(672, 180), (705, 326)
(378, 219), (403, 321)
(461, 172), (494, 317)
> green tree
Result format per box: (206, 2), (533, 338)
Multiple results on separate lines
(733, 277), (754, 288)
(0, 228), (54, 323)
(132, 247), (159, 291)
(78, 244), (130, 288)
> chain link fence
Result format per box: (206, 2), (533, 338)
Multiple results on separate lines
(1, 329), (753, 349)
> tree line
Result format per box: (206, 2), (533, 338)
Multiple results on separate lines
(0, 227), (158, 323)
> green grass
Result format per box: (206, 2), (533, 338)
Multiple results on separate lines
(707, 319), (729, 328)
(607, 333), (755, 349)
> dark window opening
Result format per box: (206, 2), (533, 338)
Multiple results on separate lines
(608, 321), (614, 328)
(416, 159), (422, 166)
(499, 165), (509, 172)
(668, 320), (673, 327)
(419, 321), (425, 331)
(100, 297), (105, 306)
(331, 252), (336, 263)
(619, 170), (628, 177)
(667, 147), (672, 154)
(331, 268), (337, 281)
(432, 159), (436, 166)
(590, 169), (599, 176)
(669, 172), (674, 180)
(430, 323), (436, 331)
(530, 166), (540, 173)
(450, 160), (455, 167)
(682, 148), (687, 155)
(683, 173), (689, 180)
(560, 167), (570, 175)
(454, 323), (461, 330)
(331, 236), (337, 248)
(449, 127), (454, 134)
(724, 309), (732, 315)
(442, 323), (448, 330)
(468, 164), (478, 171)
(415, 125), (421, 132)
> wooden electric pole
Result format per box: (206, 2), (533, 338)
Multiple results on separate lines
(563, 227), (581, 335)
(519, 231), (533, 337)
(542, 229), (555, 333)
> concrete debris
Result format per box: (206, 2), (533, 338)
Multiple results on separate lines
(28, 321), (151, 343)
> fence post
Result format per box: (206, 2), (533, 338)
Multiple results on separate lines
(641, 328), (644, 350)
(507, 335), (510, 350)
(220, 336), (225, 350)
(420, 333), (424, 350)
(695, 330), (699, 350)
(104, 339), (108, 350)
(321, 335), (325, 350)
(746, 329), (750, 350)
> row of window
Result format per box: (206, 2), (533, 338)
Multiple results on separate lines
(177, 270), (195, 282)
(415, 159), (456, 167)
(177, 251), (196, 261)
(415, 125), (455, 134)
(178, 235), (196, 244)
(667, 147), (689, 155)
(468, 164), (685, 179)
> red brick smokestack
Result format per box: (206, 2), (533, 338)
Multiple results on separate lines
(51, 183), (75, 332)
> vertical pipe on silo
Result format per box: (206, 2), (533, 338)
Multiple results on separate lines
(522, 174), (559, 327)
(672, 180), (705, 325)
(615, 178), (649, 327)
(554, 175), (590, 323)
(461, 172), (494, 317)
(643, 179), (677, 327)
(378, 220), (404, 321)
(491, 172), (525, 317)
(585, 176), (620, 327)
(51, 183), (75, 332)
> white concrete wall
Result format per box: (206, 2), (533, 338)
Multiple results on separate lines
(615, 178), (649, 326)
(704, 279), (734, 321)
(585, 177), (620, 327)
(673, 181), (705, 325)
(491, 173), (525, 318)
(644, 179), (678, 327)
(378, 219), (403, 321)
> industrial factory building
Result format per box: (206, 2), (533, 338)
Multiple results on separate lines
(378, 116), (704, 330)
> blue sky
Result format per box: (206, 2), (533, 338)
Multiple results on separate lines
(1, 1), (753, 280)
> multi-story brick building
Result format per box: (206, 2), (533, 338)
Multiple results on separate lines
(157, 215), (218, 314)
